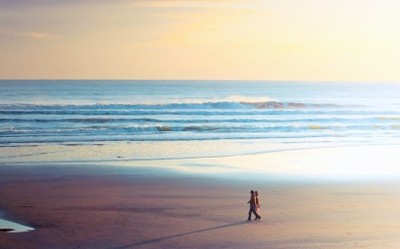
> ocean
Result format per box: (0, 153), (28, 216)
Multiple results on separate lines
(1, 80), (400, 157)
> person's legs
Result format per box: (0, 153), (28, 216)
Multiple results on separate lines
(248, 207), (253, 220)
(252, 205), (261, 220)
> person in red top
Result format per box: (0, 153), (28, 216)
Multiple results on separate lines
(247, 190), (261, 221)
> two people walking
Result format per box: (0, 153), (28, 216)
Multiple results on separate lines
(247, 190), (261, 221)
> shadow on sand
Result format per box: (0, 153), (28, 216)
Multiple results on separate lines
(112, 221), (248, 249)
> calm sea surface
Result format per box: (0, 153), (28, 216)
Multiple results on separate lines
(1, 80), (400, 148)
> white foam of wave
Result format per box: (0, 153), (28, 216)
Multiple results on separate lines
(0, 95), (277, 107)
(0, 218), (34, 233)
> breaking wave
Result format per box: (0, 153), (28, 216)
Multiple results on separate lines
(0, 100), (342, 111)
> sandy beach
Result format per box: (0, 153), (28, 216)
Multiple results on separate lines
(2, 146), (400, 249)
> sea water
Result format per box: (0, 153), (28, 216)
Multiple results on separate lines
(1, 80), (400, 158)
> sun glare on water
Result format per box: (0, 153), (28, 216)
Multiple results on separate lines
(159, 145), (400, 180)
(244, 145), (400, 179)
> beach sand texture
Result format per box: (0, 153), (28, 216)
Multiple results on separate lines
(2, 159), (400, 249)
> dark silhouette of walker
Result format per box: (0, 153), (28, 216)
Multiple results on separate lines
(247, 190), (261, 221)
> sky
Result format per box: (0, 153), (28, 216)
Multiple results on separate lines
(1, 0), (400, 81)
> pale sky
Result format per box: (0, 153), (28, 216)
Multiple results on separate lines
(1, 0), (400, 81)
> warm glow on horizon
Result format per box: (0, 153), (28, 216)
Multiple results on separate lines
(1, 0), (400, 81)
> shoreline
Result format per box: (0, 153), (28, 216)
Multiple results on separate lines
(2, 139), (396, 164)
(2, 144), (400, 183)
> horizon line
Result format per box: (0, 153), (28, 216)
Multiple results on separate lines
(1, 79), (399, 84)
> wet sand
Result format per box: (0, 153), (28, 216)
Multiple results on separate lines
(2, 162), (400, 249)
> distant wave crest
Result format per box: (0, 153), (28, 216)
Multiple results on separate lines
(0, 100), (341, 110)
